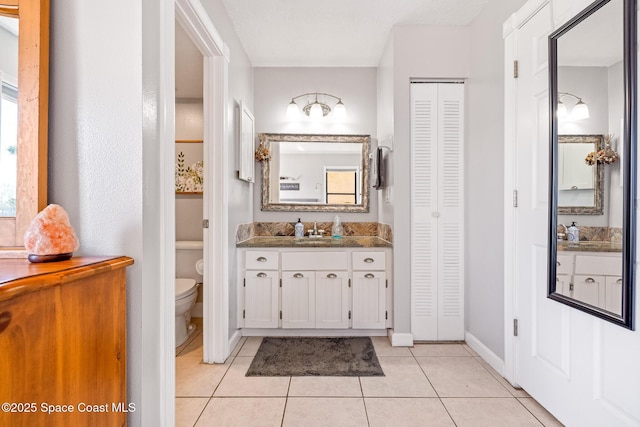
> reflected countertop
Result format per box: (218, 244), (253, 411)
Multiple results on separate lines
(236, 236), (392, 248)
(557, 240), (622, 253)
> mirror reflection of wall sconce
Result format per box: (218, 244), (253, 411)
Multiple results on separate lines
(557, 92), (590, 120)
(286, 92), (347, 120)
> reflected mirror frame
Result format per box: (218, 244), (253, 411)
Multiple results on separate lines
(260, 133), (370, 212)
(548, 0), (636, 329)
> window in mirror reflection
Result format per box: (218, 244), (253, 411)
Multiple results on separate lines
(326, 169), (358, 204)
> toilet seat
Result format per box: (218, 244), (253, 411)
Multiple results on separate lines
(176, 278), (197, 299)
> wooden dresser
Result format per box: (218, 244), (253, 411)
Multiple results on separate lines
(0, 256), (133, 427)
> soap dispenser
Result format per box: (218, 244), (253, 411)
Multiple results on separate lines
(567, 222), (579, 242)
(332, 215), (343, 239)
(295, 218), (304, 238)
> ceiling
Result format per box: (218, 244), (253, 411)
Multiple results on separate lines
(175, 0), (490, 97)
(222, 0), (489, 67)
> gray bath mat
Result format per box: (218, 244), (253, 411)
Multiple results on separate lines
(246, 337), (384, 377)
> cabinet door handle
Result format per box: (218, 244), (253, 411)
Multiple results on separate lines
(616, 278), (623, 284)
(257, 272), (267, 278)
(569, 283), (574, 291)
(257, 257), (267, 262)
(585, 277), (596, 284)
(326, 273), (337, 279)
(365, 273), (375, 279)
(364, 258), (374, 263)
(557, 261), (561, 266)
(0, 312), (11, 334)
(294, 273), (304, 278)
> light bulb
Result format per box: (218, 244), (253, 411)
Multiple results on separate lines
(571, 100), (589, 120)
(286, 100), (300, 120)
(557, 102), (568, 119)
(309, 102), (323, 119)
(333, 100), (347, 120)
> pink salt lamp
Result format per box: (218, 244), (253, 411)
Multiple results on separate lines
(24, 204), (80, 263)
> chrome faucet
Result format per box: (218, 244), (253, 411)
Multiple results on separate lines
(307, 221), (324, 238)
(558, 224), (568, 241)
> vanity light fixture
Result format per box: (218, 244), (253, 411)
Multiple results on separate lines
(286, 92), (347, 120)
(558, 92), (590, 120)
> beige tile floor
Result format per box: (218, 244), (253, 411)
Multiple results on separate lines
(176, 331), (564, 427)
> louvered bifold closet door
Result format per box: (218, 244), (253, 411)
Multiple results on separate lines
(410, 82), (464, 341)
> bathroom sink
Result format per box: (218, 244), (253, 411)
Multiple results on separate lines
(294, 238), (331, 246)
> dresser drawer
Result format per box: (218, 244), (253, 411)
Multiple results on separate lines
(282, 251), (347, 271)
(556, 254), (574, 276)
(245, 251), (279, 270)
(574, 254), (621, 276)
(352, 251), (386, 270)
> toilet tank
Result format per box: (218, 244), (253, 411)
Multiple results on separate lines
(176, 241), (203, 281)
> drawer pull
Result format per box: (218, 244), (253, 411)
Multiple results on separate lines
(365, 273), (375, 279)
(294, 273), (304, 278)
(326, 273), (337, 279)
(257, 272), (267, 278)
(364, 258), (375, 263)
(585, 277), (596, 284)
(616, 278), (623, 284)
(0, 312), (11, 334)
(257, 257), (267, 262)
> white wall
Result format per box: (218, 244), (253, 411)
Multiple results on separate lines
(253, 67), (378, 223)
(49, 0), (145, 424)
(0, 26), (17, 81)
(389, 25), (470, 335)
(465, 0), (527, 360)
(377, 34), (394, 226)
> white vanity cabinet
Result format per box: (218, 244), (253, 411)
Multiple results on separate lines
(281, 252), (349, 329)
(554, 251), (622, 315)
(242, 251), (279, 328)
(237, 246), (392, 333)
(352, 252), (387, 329)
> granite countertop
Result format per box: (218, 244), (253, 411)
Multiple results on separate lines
(236, 236), (392, 248)
(557, 240), (622, 253)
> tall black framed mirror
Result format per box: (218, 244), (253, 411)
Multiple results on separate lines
(548, 0), (636, 329)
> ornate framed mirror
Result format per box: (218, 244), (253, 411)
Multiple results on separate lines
(259, 133), (370, 212)
(548, 0), (636, 329)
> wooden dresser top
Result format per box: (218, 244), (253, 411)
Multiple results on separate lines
(0, 256), (134, 301)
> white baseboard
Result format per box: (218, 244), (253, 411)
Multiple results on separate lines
(191, 302), (203, 318)
(465, 331), (505, 376)
(241, 328), (388, 337)
(228, 329), (242, 359)
(389, 330), (414, 347)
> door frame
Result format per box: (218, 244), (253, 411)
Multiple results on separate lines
(175, 0), (230, 366)
(156, 0), (229, 423)
(502, 0), (550, 387)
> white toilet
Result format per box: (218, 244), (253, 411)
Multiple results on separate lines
(175, 258), (203, 347)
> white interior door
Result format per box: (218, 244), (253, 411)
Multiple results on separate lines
(506, 2), (640, 425)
